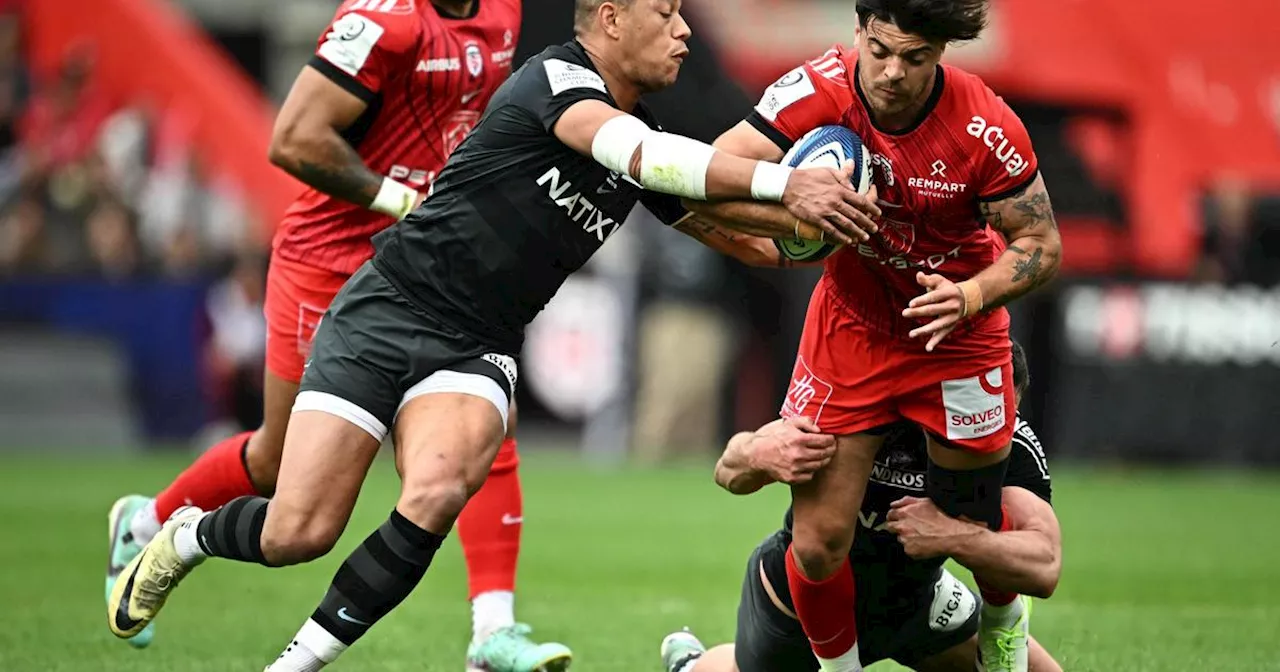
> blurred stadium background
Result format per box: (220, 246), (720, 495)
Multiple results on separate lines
(2, 0), (1280, 670)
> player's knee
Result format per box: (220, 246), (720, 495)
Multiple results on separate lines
(399, 472), (472, 533)
(260, 507), (342, 565)
(243, 429), (285, 495)
(789, 523), (853, 578)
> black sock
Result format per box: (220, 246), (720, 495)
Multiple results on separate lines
(195, 495), (270, 565)
(926, 455), (1010, 530)
(311, 509), (445, 646)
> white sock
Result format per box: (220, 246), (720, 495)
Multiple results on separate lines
(129, 499), (162, 545)
(816, 641), (862, 672)
(471, 590), (516, 644)
(266, 619), (348, 672)
(172, 514), (210, 566)
(981, 596), (1025, 628)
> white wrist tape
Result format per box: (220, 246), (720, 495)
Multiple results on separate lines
(751, 161), (793, 202)
(590, 113), (717, 200)
(370, 177), (420, 220)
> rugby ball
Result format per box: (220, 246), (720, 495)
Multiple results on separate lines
(774, 125), (873, 263)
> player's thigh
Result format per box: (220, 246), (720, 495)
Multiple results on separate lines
(781, 282), (900, 436)
(389, 326), (518, 532)
(270, 263), (415, 547)
(788, 431), (883, 566)
(897, 349), (1016, 468)
(256, 255), (348, 462)
(884, 569), (981, 671)
(394, 393), (505, 533)
(261, 254), (346, 388)
(734, 540), (819, 672)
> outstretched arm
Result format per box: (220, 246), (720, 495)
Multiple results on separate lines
(553, 101), (875, 244)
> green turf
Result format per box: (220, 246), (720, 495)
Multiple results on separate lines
(2, 453), (1279, 671)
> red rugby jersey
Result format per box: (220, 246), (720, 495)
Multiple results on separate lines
(748, 45), (1039, 342)
(274, 0), (521, 275)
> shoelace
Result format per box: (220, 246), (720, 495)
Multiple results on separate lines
(990, 626), (1021, 668)
(136, 565), (182, 609)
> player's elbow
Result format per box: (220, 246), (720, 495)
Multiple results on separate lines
(268, 115), (314, 172)
(1026, 547), (1061, 598)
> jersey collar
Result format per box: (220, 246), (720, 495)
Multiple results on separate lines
(853, 61), (945, 137)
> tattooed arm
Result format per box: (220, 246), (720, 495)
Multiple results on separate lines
(902, 173), (1061, 351)
(672, 210), (796, 268)
(970, 173), (1062, 309)
(267, 66), (386, 209)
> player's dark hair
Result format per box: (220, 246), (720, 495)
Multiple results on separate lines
(855, 0), (988, 44)
(1011, 339), (1030, 398)
(574, 0), (636, 36)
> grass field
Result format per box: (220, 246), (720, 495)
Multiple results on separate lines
(3, 452), (1280, 671)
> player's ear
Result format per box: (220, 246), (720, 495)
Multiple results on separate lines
(599, 1), (624, 41)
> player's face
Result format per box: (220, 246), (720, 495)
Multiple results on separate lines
(619, 0), (691, 92)
(855, 18), (944, 118)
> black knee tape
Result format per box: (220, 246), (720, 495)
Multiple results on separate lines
(926, 456), (1009, 530)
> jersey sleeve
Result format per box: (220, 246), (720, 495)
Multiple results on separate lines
(969, 95), (1040, 201)
(309, 3), (421, 104)
(508, 56), (616, 133)
(746, 55), (847, 153)
(1004, 418), (1052, 504)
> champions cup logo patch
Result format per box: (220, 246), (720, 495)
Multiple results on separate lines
(782, 357), (833, 426)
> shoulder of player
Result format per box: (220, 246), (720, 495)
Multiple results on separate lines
(326, 1), (425, 50)
(521, 42), (610, 96)
(938, 64), (1021, 125)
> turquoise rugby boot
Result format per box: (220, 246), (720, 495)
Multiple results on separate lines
(106, 495), (156, 648)
(466, 623), (572, 672)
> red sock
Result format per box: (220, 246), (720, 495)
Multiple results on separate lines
(785, 544), (858, 660)
(977, 504), (1018, 607)
(154, 431), (258, 521)
(457, 437), (523, 598)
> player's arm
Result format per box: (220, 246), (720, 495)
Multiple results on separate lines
(268, 68), (392, 212)
(669, 121), (858, 267)
(553, 100), (873, 245)
(713, 417), (836, 495)
(268, 10), (422, 220)
(683, 121), (877, 244)
(884, 487), (1061, 598)
(948, 486), (1062, 598)
(968, 174), (1062, 310)
(669, 213), (793, 268)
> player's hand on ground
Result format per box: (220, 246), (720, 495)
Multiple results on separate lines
(903, 272), (965, 352)
(748, 417), (837, 485)
(781, 161), (880, 245)
(883, 496), (982, 559)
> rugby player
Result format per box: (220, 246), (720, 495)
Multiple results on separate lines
(100, 1), (574, 667)
(657, 342), (1064, 672)
(107, 1), (881, 670)
(672, 1), (1063, 669)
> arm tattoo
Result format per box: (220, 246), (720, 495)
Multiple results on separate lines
(1011, 190), (1058, 231)
(293, 137), (383, 208)
(675, 214), (789, 267)
(1011, 246), (1043, 284)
